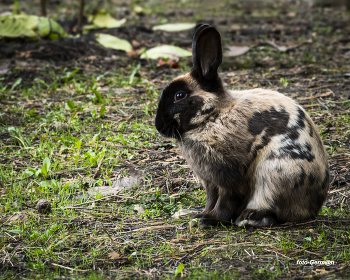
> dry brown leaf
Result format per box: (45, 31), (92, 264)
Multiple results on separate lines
(157, 59), (179, 68)
(9, 214), (29, 222)
(108, 251), (121, 259)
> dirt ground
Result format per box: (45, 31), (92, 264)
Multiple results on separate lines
(0, 0), (350, 279)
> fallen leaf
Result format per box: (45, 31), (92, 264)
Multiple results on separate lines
(133, 6), (144, 14)
(0, 15), (66, 39)
(0, 15), (38, 37)
(153, 23), (196, 32)
(108, 251), (121, 259)
(157, 59), (179, 68)
(265, 40), (313, 52)
(226, 40), (312, 57)
(172, 209), (198, 219)
(9, 214), (29, 222)
(264, 41), (288, 52)
(0, 61), (10, 75)
(88, 169), (143, 197)
(141, 45), (191, 59)
(95, 33), (132, 52)
(132, 39), (140, 47)
(133, 204), (145, 214)
(226, 46), (251, 57)
(85, 12), (126, 29)
(230, 24), (241, 31)
(36, 18), (67, 39)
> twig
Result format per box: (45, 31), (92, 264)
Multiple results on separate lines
(93, 153), (105, 179)
(40, 0), (46, 17)
(102, 225), (119, 252)
(263, 249), (291, 259)
(297, 91), (333, 100)
(51, 263), (87, 272)
(10, 135), (26, 147)
(308, 84), (339, 91)
(122, 224), (175, 233)
(78, 0), (85, 35)
(330, 173), (338, 187)
(329, 186), (348, 194)
(0, 213), (17, 227)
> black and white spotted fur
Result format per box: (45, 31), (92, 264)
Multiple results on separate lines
(155, 24), (329, 227)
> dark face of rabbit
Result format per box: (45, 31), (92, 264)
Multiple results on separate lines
(155, 24), (329, 228)
(155, 24), (225, 140)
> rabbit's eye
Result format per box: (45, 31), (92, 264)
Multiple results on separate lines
(174, 92), (187, 102)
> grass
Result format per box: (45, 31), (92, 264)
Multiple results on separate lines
(1, 0), (350, 279)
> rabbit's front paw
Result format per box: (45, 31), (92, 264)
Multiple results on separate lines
(236, 209), (278, 228)
(196, 211), (235, 228)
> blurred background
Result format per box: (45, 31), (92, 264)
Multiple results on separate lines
(1, 0), (350, 95)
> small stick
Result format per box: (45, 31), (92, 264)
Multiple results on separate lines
(102, 225), (119, 252)
(263, 249), (291, 259)
(51, 263), (87, 272)
(78, 0), (85, 34)
(40, 0), (46, 17)
(329, 186), (348, 194)
(297, 91), (333, 100)
(93, 153), (105, 179)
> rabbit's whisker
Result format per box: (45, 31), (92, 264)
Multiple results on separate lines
(175, 127), (183, 145)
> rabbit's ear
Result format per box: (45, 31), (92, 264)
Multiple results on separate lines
(192, 24), (222, 80)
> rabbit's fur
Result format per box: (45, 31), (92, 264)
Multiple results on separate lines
(155, 24), (329, 227)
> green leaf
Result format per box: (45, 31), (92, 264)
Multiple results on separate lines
(67, 100), (75, 110)
(91, 108), (97, 119)
(76, 140), (82, 150)
(34, 78), (49, 88)
(92, 133), (99, 141)
(0, 15), (38, 37)
(174, 263), (184, 277)
(128, 251), (137, 261)
(0, 15), (66, 39)
(11, 78), (22, 90)
(118, 134), (127, 145)
(41, 157), (51, 177)
(95, 33), (132, 52)
(27, 109), (38, 118)
(153, 23), (195, 32)
(140, 45), (191, 59)
(36, 17), (67, 39)
(40, 180), (51, 187)
(129, 63), (141, 84)
(100, 106), (107, 117)
(317, 232), (324, 242)
(7, 229), (22, 234)
(24, 170), (34, 176)
(304, 236), (312, 242)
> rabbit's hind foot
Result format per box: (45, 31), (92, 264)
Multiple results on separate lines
(235, 209), (279, 228)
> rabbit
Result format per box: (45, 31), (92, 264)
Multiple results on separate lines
(155, 24), (330, 227)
